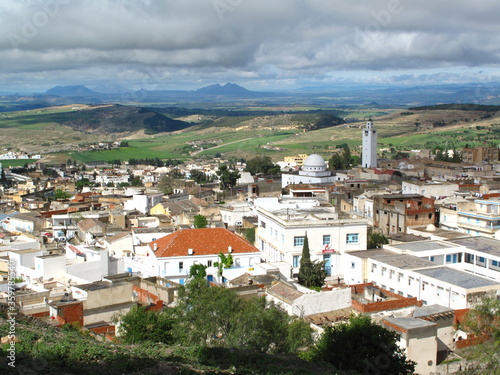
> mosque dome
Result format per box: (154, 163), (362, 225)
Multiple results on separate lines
(302, 154), (327, 172)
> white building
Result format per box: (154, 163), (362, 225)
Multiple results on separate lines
(402, 180), (459, 199)
(124, 228), (262, 285)
(343, 243), (500, 309)
(281, 154), (338, 188)
(124, 192), (163, 214)
(362, 120), (378, 168)
(256, 198), (368, 278)
(384, 237), (500, 282)
(52, 211), (110, 241)
(266, 281), (351, 316)
(220, 201), (253, 227)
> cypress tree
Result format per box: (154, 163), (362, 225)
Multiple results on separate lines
(298, 233), (327, 289)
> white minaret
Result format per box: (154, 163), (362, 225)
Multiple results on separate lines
(362, 119), (378, 168)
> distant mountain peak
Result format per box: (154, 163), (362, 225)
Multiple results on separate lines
(196, 83), (252, 95)
(45, 85), (96, 96)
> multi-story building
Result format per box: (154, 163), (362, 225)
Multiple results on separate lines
(343, 247), (500, 309)
(456, 198), (500, 238)
(124, 228), (262, 285)
(256, 197), (367, 278)
(402, 180), (459, 199)
(373, 194), (435, 236)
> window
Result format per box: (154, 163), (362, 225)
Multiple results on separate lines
(492, 260), (499, 267)
(323, 235), (331, 245)
(422, 281), (428, 290)
(294, 236), (305, 247)
(346, 233), (359, 244)
(293, 255), (300, 268)
(430, 256), (435, 262)
(351, 262), (355, 269)
(281, 234), (284, 244)
(179, 261), (184, 273)
(371, 264), (377, 273)
(446, 255), (451, 262)
(389, 270), (395, 279)
(260, 221), (266, 228)
(397, 272), (403, 282)
(381, 267), (386, 276)
(207, 260), (212, 267)
(479, 257), (485, 263)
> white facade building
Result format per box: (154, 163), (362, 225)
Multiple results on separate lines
(343, 241), (500, 309)
(124, 228), (262, 285)
(256, 199), (368, 278)
(362, 120), (378, 168)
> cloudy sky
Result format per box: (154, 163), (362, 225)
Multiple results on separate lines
(1, 0), (500, 92)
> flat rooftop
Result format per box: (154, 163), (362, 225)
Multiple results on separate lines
(371, 253), (438, 270)
(415, 267), (500, 289)
(384, 317), (437, 331)
(345, 249), (395, 259)
(448, 237), (500, 258)
(389, 241), (460, 253)
(413, 304), (454, 318)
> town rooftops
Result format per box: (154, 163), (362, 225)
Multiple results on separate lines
(150, 228), (260, 258)
(448, 237), (500, 258)
(378, 194), (423, 200)
(415, 267), (500, 290)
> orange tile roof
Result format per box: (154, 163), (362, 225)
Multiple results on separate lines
(150, 228), (260, 258)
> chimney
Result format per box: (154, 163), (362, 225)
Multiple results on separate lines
(188, 248), (193, 255)
(228, 246), (232, 253)
(153, 243), (158, 251)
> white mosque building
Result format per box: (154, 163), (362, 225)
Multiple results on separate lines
(281, 154), (338, 188)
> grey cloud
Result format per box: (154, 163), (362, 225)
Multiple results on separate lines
(1, 0), (500, 90)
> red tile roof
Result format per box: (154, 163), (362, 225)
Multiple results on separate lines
(150, 228), (260, 258)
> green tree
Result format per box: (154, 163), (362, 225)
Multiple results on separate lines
(303, 314), (415, 374)
(189, 264), (207, 280)
(193, 215), (208, 228)
(329, 145), (353, 170)
(367, 229), (389, 249)
(243, 227), (255, 244)
(75, 178), (90, 191)
(190, 169), (208, 184)
(130, 176), (143, 187)
(118, 305), (173, 344)
(171, 278), (241, 346)
(157, 173), (183, 195)
(214, 251), (234, 277)
(457, 297), (500, 374)
(54, 189), (72, 200)
(227, 297), (313, 354)
(297, 234), (326, 289)
(170, 279), (313, 354)
(329, 153), (344, 170)
(216, 164), (240, 190)
(245, 156), (281, 175)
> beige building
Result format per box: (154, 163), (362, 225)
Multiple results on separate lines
(383, 317), (438, 375)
